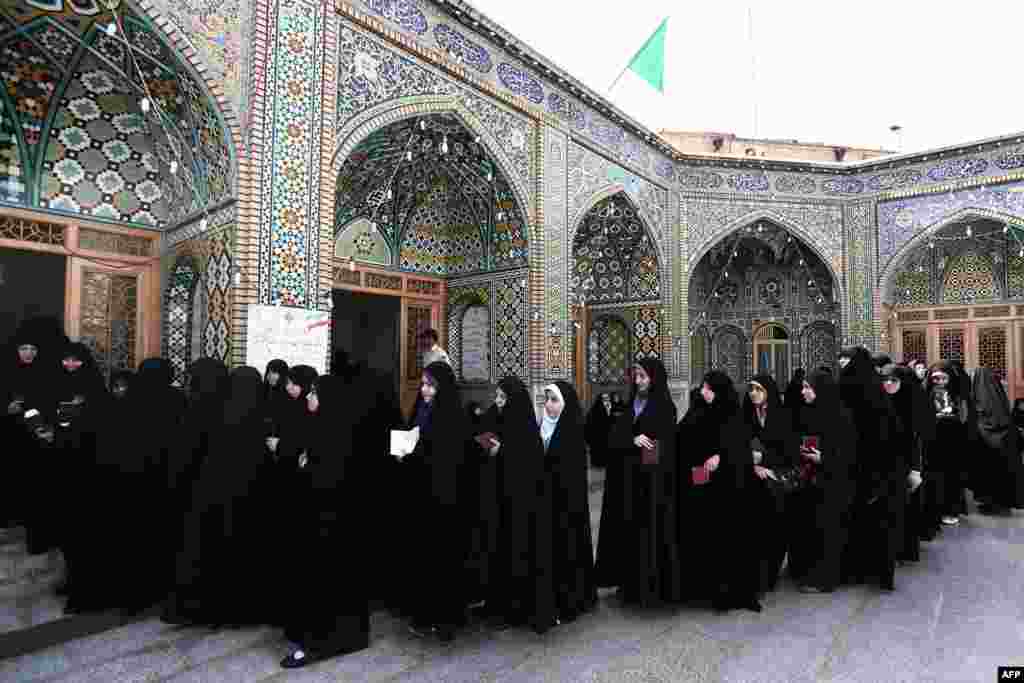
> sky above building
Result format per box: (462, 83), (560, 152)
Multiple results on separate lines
(470, 0), (1022, 154)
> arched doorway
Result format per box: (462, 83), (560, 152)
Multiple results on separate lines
(882, 215), (1024, 398)
(570, 192), (663, 406)
(689, 219), (840, 387)
(754, 323), (790, 381)
(333, 112), (529, 409)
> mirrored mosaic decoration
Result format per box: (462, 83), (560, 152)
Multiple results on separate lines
(0, 0), (233, 227)
(572, 193), (660, 304)
(164, 257), (199, 383)
(587, 316), (630, 384)
(335, 115), (527, 275)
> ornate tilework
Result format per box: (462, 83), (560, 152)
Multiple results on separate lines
(864, 169), (923, 191)
(926, 158), (988, 182)
(727, 173), (769, 193)
(992, 148), (1024, 171)
(942, 251), (997, 303)
(587, 316), (629, 384)
(774, 175), (816, 194)
(801, 322), (836, 372)
(822, 177), (864, 195)
(261, 0), (324, 306)
(366, 0), (428, 35)
(164, 257), (199, 382)
(1007, 253), (1024, 299)
(494, 275), (527, 379)
(336, 218), (391, 264)
(654, 157), (675, 183)
(0, 4), (233, 228)
(878, 182), (1024, 273)
(0, 95), (25, 203)
(627, 235), (660, 301)
(573, 193), (657, 303)
(633, 306), (661, 360)
(433, 24), (492, 73)
(689, 326), (709, 384)
(496, 63), (543, 104)
(713, 325), (745, 382)
(844, 201), (876, 345)
(680, 170), (723, 190)
(545, 92), (586, 131)
(893, 268), (930, 305)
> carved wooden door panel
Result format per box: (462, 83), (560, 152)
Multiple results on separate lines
(402, 299), (439, 413)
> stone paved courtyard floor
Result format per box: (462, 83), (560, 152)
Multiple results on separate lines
(2, 482), (1023, 682)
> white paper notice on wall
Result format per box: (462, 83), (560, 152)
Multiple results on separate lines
(246, 305), (331, 375)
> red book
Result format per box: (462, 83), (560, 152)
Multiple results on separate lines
(641, 440), (660, 465)
(474, 432), (498, 449)
(692, 466), (710, 485)
(801, 435), (819, 452)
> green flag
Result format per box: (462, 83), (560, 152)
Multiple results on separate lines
(624, 18), (668, 92)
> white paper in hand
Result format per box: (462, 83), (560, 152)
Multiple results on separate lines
(390, 426), (420, 459)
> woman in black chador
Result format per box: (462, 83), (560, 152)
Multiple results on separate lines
(540, 382), (597, 624)
(679, 370), (760, 612)
(481, 376), (552, 632)
(585, 393), (617, 468)
(165, 367), (269, 626)
(970, 368), (1023, 514)
(262, 359), (289, 432)
(402, 361), (471, 643)
(839, 346), (903, 591)
(609, 357), (681, 606)
(742, 375), (798, 594)
(50, 342), (110, 613)
(280, 374), (370, 668)
(881, 364), (933, 563)
(2, 319), (64, 534)
(116, 358), (187, 608)
(925, 361), (970, 531)
(788, 369), (857, 593)
(593, 396), (628, 589)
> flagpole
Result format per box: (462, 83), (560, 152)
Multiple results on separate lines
(607, 16), (669, 94)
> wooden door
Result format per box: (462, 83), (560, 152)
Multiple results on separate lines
(401, 298), (441, 413)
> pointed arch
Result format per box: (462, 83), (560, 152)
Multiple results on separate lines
(879, 206), (1024, 303)
(570, 186), (667, 274)
(332, 95), (534, 255)
(689, 209), (845, 311)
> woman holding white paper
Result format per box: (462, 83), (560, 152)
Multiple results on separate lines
(400, 361), (471, 643)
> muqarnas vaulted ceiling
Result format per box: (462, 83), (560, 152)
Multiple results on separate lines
(572, 193), (660, 304)
(0, 0), (233, 228)
(334, 114), (528, 275)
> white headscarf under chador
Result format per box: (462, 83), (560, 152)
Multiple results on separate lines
(540, 383), (564, 445)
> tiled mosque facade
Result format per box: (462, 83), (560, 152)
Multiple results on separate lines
(3, 0), (1024, 404)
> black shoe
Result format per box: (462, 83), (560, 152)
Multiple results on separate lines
(280, 649), (317, 669)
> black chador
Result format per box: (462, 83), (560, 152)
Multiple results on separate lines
(263, 364), (317, 624)
(612, 358), (682, 606)
(280, 375), (370, 669)
(1, 318), (65, 536)
(480, 376), (551, 632)
(262, 359), (290, 433)
(742, 375), (798, 594)
(678, 370), (760, 612)
(924, 361), (969, 531)
(331, 349), (405, 606)
(51, 342), (110, 613)
(401, 361), (471, 642)
(839, 347), (903, 591)
(788, 369), (857, 593)
(882, 364), (934, 563)
(539, 382), (597, 624)
(585, 393), (617, 468)
(970, 368), (1023, 513)
(95, 358), (186, 611)
(165, 367), (269, 626)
